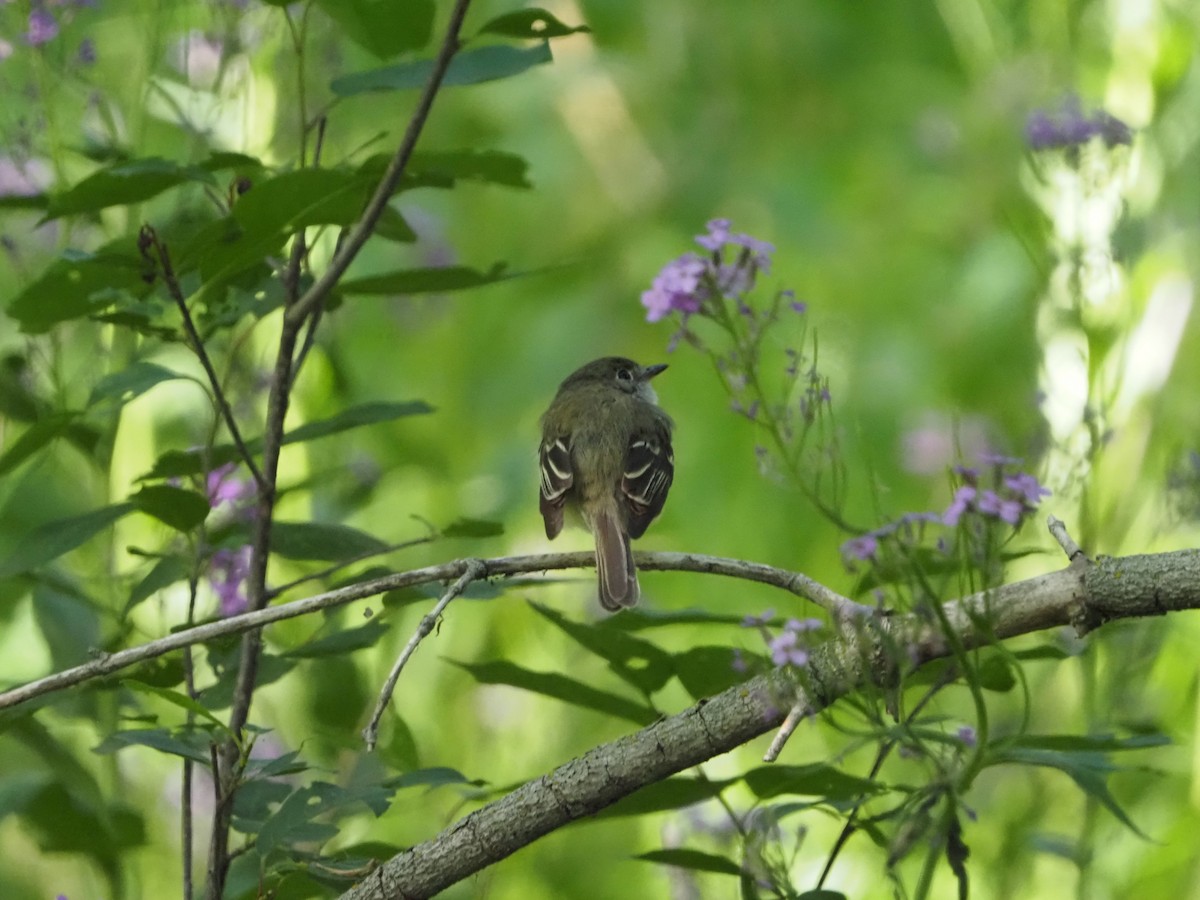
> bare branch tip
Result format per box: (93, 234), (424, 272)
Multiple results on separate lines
(1047, 516), (1086, 563)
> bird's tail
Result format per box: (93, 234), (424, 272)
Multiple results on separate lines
(594, 508), (639, 611)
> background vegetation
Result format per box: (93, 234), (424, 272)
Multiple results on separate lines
(1, 0), (1199, 898)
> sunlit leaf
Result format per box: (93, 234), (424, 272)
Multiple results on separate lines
(282, 400), (433, 444)
(0, 503), (134, 578)
(442, 518), (504, 538)
(331, 42), (553, 96)
(7, 246), (148, 334)
(0, 415), (77, 477)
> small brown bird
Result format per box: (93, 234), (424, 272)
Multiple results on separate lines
(539, 357), (675, 610)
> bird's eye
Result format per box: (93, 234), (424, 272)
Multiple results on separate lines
(617, 368), (634, 383)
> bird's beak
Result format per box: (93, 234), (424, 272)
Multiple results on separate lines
(642, 364), (668, 380)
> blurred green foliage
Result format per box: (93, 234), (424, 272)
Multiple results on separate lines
(1, 0), (1199, 898)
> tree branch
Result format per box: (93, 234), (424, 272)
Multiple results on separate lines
(0, 551), (846, 712)
(337, 546), (1200, 899)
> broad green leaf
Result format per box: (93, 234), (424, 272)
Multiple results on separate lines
(0, 777), (145, 860)
(244, 749), (310, 781)
(442, 518), (504, 538)
(92, 727), (213, 765)
(122, 680), (234, 737)
(129, 484), (211, 532)
(7, 246), (148, 334)
(531, 602), (674, 694)
(257, 781), (394, 857)
(44, 157), (215, 220)
(139, 445), (242, 480)
(271, 521), (389, 561)
(340, 263), (512, 295)
(797, 892), (849, 899)
(597, 776), (733, 818)
(742, 764), (884, 801)
(88, 361), (188, 407)
(0, 415), (77, 477)
(282, 400), (433, 444)
(0, 503), (133, 578)
(314, 0), (434, 59)
(451, 659), (658, 725)
(1000, 733), (1169, 753)
(634, 848), (741, 876)
(409, 149), (532, 189)
(32, 584), (101, 670)
(331, 42), (553, 96)
(673, 646), (755, 700)
(376, 715), (421, 773)
(387, 767), (483, 791)
(284, 619), (390, 658)
(126, 554), (190, 614)
(607, 607), (767, 630)
(478, 8), (591, 39)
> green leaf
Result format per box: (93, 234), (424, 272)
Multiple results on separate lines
(1001, 732), (1170, 753)
(607, 607), (766, 630)
(122, 680), (234, 737)
(88, 361), (188, 407)
(673, 646), (754, 700)
(284, 619), (390, 658)
(339, 263), (512, 295)
(598, 776), (733, 818)
(331, 42), (553, 96)
(451, 659), (658, 725)
(92, 727), (213, 765)
(44, 157), (216, 220)
(478, 8), (590, 39)
(532, 602), (675, 694)
(126, 555), (190, 614)
(0, 503), (133, 578)
(742, 764), (884, 801)
(409, 149), (532, 189)
(282, 400), (433, 444)
(32, 584), (101, 670)
(139, 445), (242, 481)
(313, 0), (434, 59)
(0, 415), (78, 477)
(442, 518), (504, 538)
(257, 781), (395, 857)
(387, 766), (483, 791)
(634, 848), (741, 876)
(271, 521), (389, 561)
(129, 484), (211, 532)
(7, 246), (149, 334)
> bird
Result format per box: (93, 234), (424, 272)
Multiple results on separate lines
(539, 356), (675, 610)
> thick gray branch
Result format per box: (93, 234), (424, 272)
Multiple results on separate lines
(340, 547), (1200, 899)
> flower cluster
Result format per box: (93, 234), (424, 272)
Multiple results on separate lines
(741, 610), (824, 669)
(1025, 96), (1132, 152)
(204, 463), (256, 617)
(841, 454), (1051, 565)
(641, 218), (775, 323)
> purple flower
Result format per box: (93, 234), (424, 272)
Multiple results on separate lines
(641, 253), (708, 322)
(209, 546), (252, 617)
(731, 649), (748, 673)
(1004, 472), (1051, 506)
(26, 9), (59, 46)
(695, 218), (731, 252)
(77, 37), (95, 65)
(741, 608), (776, 628)
(206, 463), (256, 512)
(842, 534), (878, 562)
(976, 490), (1002, 517)
(997, 498), (1024, 525)
(729, 232), (775, 272)
(786, 617), (823, 633)
(768, 630), (809, 667)
(1025, 97), (1132, 151)
(956, 725), (977, 748)
(942, 485), (977, 527)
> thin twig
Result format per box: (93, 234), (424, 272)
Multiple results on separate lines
(762, 701), (812, 762)
(265, 533), (438, 600)
(1047, 515), (1085, 562)
(362, 559), (485, 751)
(141, 227), (265, 490)
(0, 550), (849, 712)
(284, 0), (473, 327)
